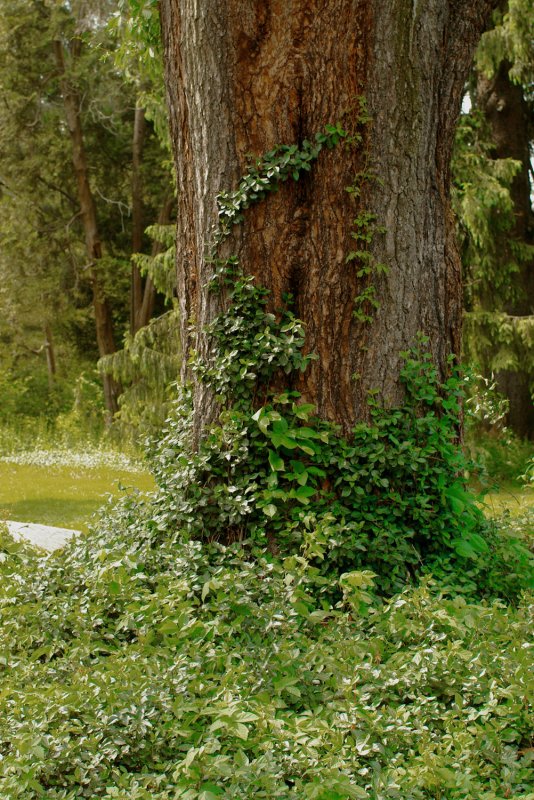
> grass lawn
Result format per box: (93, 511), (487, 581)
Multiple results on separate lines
(0, 461), (155, 531)
(481, 482), (533, 518)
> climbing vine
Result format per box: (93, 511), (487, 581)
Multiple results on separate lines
(147, 108), (532, 599)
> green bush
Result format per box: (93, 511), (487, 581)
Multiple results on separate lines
(0, 511), (532, 799)
(133, 127), (532, 597)
(146, 269), (532, 598)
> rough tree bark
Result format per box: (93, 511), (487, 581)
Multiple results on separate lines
(54, 38), (122, 418)
(477, 63), (534, 439)
(160, 0), (497, 438)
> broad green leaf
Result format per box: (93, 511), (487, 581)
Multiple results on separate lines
(268, 450), (285, 471)
(262, 503), (277, 518)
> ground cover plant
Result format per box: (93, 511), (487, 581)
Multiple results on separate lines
(0, 330), (532, 797)
(0, 506), (533, 800)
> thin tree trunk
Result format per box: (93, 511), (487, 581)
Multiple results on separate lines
(136, 194), (175, 331)
(53, 38), (121, 418)
(477, 63), (534, 438)
(131, 104), (146, 335)
(43, 322), (56, 390)
(130, 109), (174, 334)
(160, 0), (497, 441)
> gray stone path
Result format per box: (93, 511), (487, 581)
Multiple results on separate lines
(6, 521), (80, 551)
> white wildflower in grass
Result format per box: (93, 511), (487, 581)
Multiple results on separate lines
(0, 447), (144, 473)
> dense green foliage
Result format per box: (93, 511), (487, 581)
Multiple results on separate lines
(139, 126), (531, 600)
(0, 504), (532, 799)
(452, 0), (534, 435)
(99, 224), (180, 438)
(0, 7), (532, 797)
(453, 111), (534, 383)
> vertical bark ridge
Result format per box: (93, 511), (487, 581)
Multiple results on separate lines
(360, 0), (496, 415)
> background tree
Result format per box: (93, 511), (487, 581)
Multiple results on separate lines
(454, 0), (534, 438)
(0, 0), (170, 422)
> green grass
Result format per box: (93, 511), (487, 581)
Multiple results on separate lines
(0, 461), (155, 531)
(481, 482), (533, 518)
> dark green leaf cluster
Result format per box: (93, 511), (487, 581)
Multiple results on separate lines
(144, 120), (532, 599)
(213, 122), (351, 249)
(151, 328), (532, 598)
(193, 266), (311, 404)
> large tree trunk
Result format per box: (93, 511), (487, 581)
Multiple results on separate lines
(477, 63), (534, 439)
(160, 0), (496, 439)
(53, 38), (122, 419)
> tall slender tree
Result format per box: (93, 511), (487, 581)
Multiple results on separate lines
(465, 0), (534, 438)
(53, 35), (122, 416)
(0, 0), (171, 421)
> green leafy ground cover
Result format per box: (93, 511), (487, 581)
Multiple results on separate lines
(0, 509), (532, 800)
(0, 418), (531, 799)
(1, 125), (532, 799)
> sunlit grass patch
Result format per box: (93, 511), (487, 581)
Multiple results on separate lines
(0, 461), (155, 531)
(482, 483), (533, 518)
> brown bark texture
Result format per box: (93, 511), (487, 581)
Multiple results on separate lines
(53, 38), (121, 417)
(160, 0), (497, 436)
(477, 64), (534, 438)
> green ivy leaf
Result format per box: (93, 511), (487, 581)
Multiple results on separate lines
(262, 503), (277, 518)
(268, 450), (285, 471)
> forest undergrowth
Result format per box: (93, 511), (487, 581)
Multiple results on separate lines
(0, 338), (532, 799)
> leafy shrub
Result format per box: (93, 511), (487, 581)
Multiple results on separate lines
(147, 273), (532, 598)
(136, 124), (532, 598)
(0, 513), (533, 799)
